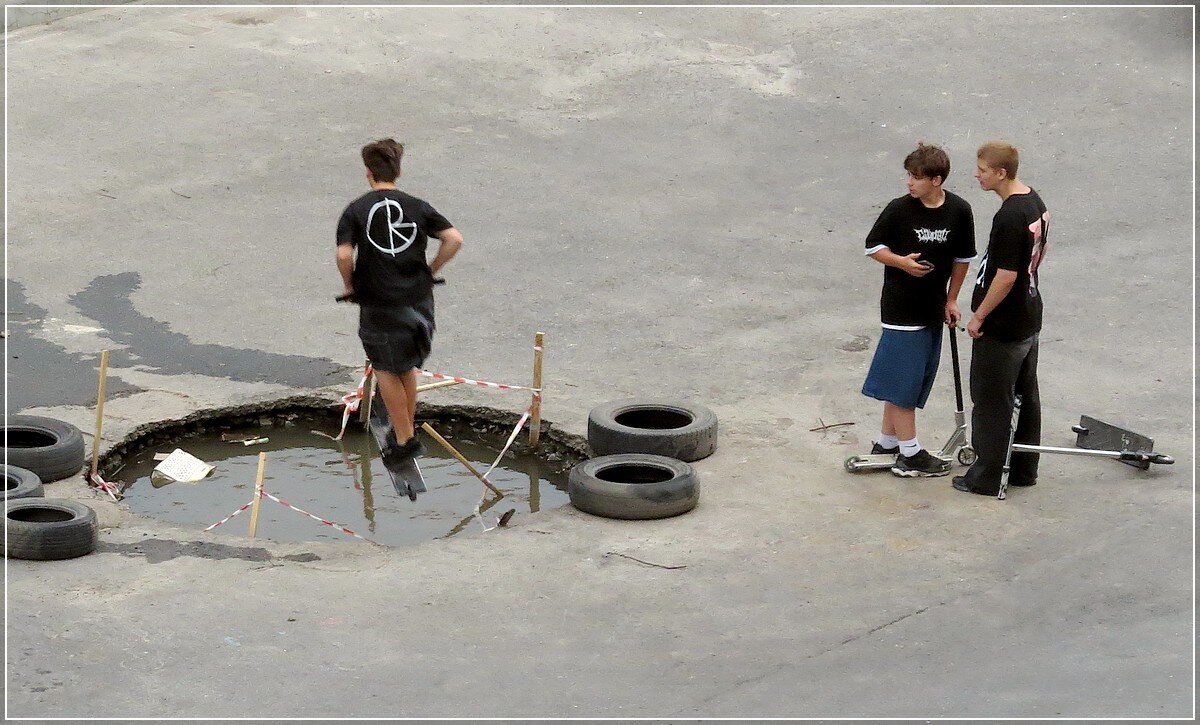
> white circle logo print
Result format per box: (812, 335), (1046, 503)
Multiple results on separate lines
(366, 198), (417, 256)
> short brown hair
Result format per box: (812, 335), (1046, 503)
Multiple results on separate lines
(977, 141), (1019, 178)
(903, 143), (950, 182)
(361, 138), (404, 183)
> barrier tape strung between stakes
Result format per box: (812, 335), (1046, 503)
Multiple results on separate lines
(202, 499), (256, 532)
(473, 407), (532, 532)
(321, 362), (541, 442)
(416, 369), (541, 393)
(318, 364), (375, 442)
(260, 490), (380, 545)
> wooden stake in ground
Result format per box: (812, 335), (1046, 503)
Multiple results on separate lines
(247, 453), (268, 538)
(358, 360), (375, 426)
(89, 350), (110, 479)
(529, 331), (544, 446)
(416, 379), (464, 393)
(420, 422), (504, 497)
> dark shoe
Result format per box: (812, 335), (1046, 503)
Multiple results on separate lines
(382, 435), (426, 468)
(870, 442), (900, 455)
(952, 475), (997, 496)
(891, 449), (951, 477)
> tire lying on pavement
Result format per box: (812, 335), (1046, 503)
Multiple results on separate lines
(568, 454), (699, 520)
(587, 399), (718, 462)
(3, 415), (86, 483)
(4, 465), (44, 500)
(4, 498), (99, 560)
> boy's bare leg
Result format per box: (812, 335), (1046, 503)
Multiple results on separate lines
(374, 370), (415, 444)
(401, 368), (418, 432)
(884, 402), (916, 441)
(880, 407), (897, 437)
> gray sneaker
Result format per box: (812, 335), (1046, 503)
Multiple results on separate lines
(891, 449), (951, 477)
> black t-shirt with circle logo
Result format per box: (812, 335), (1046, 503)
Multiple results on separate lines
(336, 189), (453, 306)
(865, 191), (976, 327)
(971, 189), (1049, 342)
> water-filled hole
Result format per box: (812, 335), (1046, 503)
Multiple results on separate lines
(112, 410), (582, 547)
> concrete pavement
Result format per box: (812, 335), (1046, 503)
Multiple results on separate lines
(4, 5), (1193, 718)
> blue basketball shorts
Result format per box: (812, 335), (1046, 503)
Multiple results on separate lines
(861, 326), (943, 409)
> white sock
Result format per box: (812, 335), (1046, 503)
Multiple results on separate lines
(899, 437), (920, 457)
(878, 433), (899, 449)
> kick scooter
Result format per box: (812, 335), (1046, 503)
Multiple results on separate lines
(844, 325), (976, 473)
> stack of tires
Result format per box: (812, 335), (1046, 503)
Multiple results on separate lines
(3, 415), (99, 560)
(569, 400), (718, 520)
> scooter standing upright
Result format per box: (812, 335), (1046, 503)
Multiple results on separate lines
(844, 325), (976, 473)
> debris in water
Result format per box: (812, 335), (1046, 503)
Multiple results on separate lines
(152, 449), (215, 487)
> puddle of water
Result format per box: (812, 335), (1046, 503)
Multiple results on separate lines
(114, 414), (572, 546)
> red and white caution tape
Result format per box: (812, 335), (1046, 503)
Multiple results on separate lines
(473, 408), (532, 532)
(314, 364), (374, 442)
(88, 472), (121, 502)
(417, 369), (540, 393)
(260, 490), (380, 545)
(482, 408), (532, 480)
(202, 499), (256, 532)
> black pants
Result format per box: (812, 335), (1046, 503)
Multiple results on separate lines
(961, 334), (1041, 493)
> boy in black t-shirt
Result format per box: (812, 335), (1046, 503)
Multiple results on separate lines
(954, 141), (1049, 496)
(335, 139), (463, 465)
(861, 143), (976, 477)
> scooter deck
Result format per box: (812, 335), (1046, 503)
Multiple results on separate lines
(1074, 415), (1155, 471)
(367, 401), (427, 499)
(844, 451), (954, 472)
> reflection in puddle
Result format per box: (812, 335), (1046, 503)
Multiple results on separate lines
(115, 414), (573, 547)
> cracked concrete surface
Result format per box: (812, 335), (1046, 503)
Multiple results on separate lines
(3, 4), (1194, 719)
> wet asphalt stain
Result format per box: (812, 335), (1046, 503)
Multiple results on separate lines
(5, 279), (144, 414)
(64, 271), (348, 386)
(96, 538), (322, 564)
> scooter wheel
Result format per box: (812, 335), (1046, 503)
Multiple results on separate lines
(844, 455), (866, 473)
(957, 446), (977, 466)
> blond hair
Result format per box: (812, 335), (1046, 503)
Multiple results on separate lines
(977, 141), (1019, 178)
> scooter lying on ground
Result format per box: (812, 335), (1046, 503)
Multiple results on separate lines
(994, 401), (1175, 500)
(844, 325), (975, 473)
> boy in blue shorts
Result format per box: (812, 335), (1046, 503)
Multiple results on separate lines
(861, 143), (976, 477)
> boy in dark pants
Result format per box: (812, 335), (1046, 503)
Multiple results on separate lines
(861, 143), (976, 477)
(954, 141), (1049, 496)
(336, 139), (463, 465)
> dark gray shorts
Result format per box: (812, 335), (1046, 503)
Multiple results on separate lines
(358, 297), (435, 374)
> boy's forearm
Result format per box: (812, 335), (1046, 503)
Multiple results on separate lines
(429, 229), (463, 275)
(973, 270), (1017, 318)
(337, 251), (355, 288)
(946, 262), (969, 300)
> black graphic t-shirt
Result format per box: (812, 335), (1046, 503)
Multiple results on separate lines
(971, 189), (1049, 342)
(865, 191), (976, 327)
(336, 189), (453, 306)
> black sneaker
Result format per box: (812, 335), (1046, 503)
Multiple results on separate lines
(871, 442), (900, 455)
(382, 434), (426, 468)
(891, 449), (951, 477)
(952, 475), (997, 496)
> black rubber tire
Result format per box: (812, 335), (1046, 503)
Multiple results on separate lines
(568, 454), (699, 520)
(587, 399), (718, 462)
(4, 465), (44, 500)
(3, 415), (86, 483)
(4, 498), (99, 560)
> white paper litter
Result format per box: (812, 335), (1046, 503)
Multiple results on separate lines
(152, 449), (215, 484)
